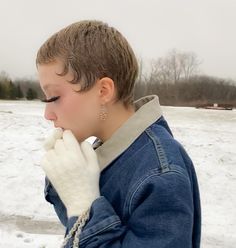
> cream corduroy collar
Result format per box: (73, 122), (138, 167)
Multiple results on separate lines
(94, 95), (162, 172)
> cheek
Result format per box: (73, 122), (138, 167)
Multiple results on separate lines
(66, 95), (99, 125)
(80, 99), (100, 123)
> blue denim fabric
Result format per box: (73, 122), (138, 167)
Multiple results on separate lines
(44, 116), (201, 247)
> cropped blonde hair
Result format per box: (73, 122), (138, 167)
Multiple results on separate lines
(36, 20), (138, 107)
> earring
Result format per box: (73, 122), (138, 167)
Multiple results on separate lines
(100, 104), (108, 121)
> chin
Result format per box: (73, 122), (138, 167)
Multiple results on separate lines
(74, 133), (88, 143)
(69, 128), (91, 143)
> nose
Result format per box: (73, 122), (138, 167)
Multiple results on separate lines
(44, 104), (57, 121)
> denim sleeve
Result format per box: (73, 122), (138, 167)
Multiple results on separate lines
(65, 171), (196, 248)
(44, 177), (68, 227)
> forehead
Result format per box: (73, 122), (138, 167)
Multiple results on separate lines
(37, 61), (72, 91)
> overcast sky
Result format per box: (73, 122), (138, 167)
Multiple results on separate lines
(0, 0), (235, 80)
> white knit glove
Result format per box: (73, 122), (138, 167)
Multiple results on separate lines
(43, 128), (63, 151)
(41, 130), (100, 217)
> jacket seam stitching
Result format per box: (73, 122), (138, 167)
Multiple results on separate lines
(128, 169), (189, 215)
(79, 219), (121, 244)
(145, 128), (170, 172)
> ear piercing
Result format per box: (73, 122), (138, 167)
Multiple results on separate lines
(99, 104), (108, 121)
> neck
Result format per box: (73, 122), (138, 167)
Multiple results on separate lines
(96, 102), (135, 143)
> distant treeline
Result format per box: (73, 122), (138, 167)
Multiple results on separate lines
(134, 75), (236, 107)
(134, 49), (236, 107)
(0, 72), (43, 100)
(1, 49), (236, 107)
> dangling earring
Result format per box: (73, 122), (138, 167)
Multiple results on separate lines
(99, 104), (108, 121)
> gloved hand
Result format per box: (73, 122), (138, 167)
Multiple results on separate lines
(41, 130), (100, 217)
(43, 128), (63, 151)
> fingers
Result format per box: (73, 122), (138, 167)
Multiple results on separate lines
(63, 130), (81, 151)
(54, 139), (66, 155)
(41, 150), (57, 175)
(41, 155), (50, 172)
(81, 141), (99, 169)
(44, 128), (63, 151)
(43, 130), (98, 174)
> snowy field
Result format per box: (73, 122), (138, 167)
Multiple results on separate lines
(0, 100), (235, 248)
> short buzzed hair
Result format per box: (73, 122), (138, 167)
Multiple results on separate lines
(36, 20), (138, 107)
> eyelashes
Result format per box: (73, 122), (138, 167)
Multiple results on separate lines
(41, 96), (60, 103)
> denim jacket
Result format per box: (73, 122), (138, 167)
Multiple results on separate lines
(44, 95), (201, 248)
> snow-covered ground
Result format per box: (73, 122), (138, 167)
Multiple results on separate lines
(0, 100), (235, 247)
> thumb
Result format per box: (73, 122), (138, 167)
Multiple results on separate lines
(81, 141), (100, 169)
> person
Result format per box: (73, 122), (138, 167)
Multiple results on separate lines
(36, 20), (201, 248)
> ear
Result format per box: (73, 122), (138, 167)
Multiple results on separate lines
(97, 77), (115, 104)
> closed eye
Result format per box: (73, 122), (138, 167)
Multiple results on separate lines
(41, 96), (60, 103)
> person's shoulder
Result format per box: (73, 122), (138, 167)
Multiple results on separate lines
(123, 120), (194, 178)
(147, 119), (194, 168)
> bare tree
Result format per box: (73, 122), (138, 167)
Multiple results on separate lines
(180, 52), (201, 79)
(134, 58), (150, 99)
(150, 49), (201, 84)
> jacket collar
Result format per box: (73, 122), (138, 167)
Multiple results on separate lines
(93, 95), (162, 171)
